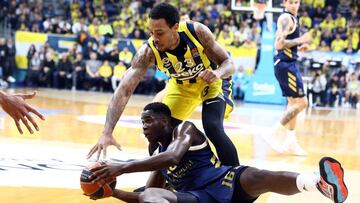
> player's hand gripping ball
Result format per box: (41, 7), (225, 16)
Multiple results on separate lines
(80, 161), (116, 199)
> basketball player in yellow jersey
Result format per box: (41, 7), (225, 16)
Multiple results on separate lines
(88, 2), (239, 166)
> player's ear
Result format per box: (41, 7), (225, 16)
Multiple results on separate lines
(172, 23), (179, 32)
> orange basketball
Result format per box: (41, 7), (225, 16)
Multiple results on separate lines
(80, 162), (116, 199)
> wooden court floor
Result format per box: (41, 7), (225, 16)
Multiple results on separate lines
(0, 88), (359, 203)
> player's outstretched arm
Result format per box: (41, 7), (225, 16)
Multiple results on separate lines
(87, 44), (155, 160)
(90, 122), (197, 181)
(0, 91), (45, 134)
(194, 22), (235, 83)
(275, 14), (310, 50)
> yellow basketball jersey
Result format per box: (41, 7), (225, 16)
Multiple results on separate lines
(147, 21), (218, 87)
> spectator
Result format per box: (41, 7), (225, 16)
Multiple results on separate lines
(320, 14), (335, 31)
(53, 52), (73, 89)
(0, 38), (8, 83)
(318, 40), (331, 51)
(337, 0), (352, 18)
(72, 18), (88, 35)
(26, 52), (41, 87)
(232, 66), (249, 101)
(313, 0), (325, 8)
(98, 18), (114, 38)
(300, 11), (312, 29)
(312, 6), (325, 25)
(153, 69), (169, 93)
(97, 44), (108, 61)
(98, 60), (112, 92)
(27, 44), (37, 68)
(72, 52), (86, 90)
(4, 38), (16, 83)
(326, 74), (341, 107)
(111, 61), (127, 92)
(135, 66), (156, 95)
(108, 43), (119, 63)
(118, 47), (133, 67)
(331, 33), (346, 52)
(308, 69), (327, 106)
(85, 52), (102, 91)
(334, 13), (346, 29)
(39, 52), (55, 87)
(345, 73), (360, 108)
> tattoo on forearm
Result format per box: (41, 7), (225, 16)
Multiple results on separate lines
(281, 108), (301, 126)
(283, 39), (300, 48)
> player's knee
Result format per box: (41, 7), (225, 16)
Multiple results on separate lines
(140, 188), (172, 203)
(300, 97), (308, 109)
(139, 188), (157, 202)
(203, 118), (223, 132)
(242, 168), (271, 192)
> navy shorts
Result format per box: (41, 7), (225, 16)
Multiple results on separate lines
(274, 59), (305, 98)
(184, 166), (258, 203)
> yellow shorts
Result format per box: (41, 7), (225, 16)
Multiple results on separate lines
(162, 78), (233, 121)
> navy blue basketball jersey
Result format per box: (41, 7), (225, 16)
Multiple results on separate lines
(159, 141), (231, 191)
(275, 11), (300, 61)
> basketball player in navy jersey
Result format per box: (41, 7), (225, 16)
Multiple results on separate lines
(263, 0), (311, 156)
(89, 102), (348, 203)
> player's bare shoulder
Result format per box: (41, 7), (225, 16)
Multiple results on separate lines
(193, 21), (215, 47)
(277, 13), (294, 34)
(131, 44), (156, 70)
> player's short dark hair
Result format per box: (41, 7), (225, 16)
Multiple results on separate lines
(149, 2), (180, 27)
(143, 102), (171, 118)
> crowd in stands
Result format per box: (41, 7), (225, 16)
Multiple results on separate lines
(0, 0), (359, 108)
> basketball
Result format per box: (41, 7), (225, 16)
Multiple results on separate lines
(80, 162), (117, 199)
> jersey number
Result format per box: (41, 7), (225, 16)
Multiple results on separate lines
(222, 171), (235, 187)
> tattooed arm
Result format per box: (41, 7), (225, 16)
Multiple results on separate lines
(87, 44), (155, 160)
(194, 22), (234, 83)
(275, 14), (310, 50)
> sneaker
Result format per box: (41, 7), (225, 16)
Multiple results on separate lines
(6, 76), (16, 83)
(261, 129), (285, 153)
(282, 135), (307, 156)
(317, 157), (348, 203)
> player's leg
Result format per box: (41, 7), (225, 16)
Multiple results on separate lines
(237, 157), (348, 203)
(263, 61), (307, 155)
(139, 188), (198, 203)
(280, 96), (308, 155)
(202, 97), (239, 166)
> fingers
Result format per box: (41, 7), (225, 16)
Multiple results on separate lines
(19, 115), (34, 134)
(25, 113), (39, 132)
(90, 165), (107, 173)
(27, 105), (45, 120)
(96, 146), (102, 161)
(90, 168), (107, 183)
(114, 141), (122, 151)
(102, 147), (107, 160)
(87, 145), (97, 159)
(14, 120), (23, 134)
(199, 70), (217, 83)
(22, 92), (36, 100)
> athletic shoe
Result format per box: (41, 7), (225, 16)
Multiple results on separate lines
(282, 135), (307, 156)
(317, 157), (348, 203)
(261, 130), (284, 153)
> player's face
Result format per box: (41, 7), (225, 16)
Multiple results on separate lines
(149, 18), (178, 52)
(141, 111), (165, 143)
(284, 0), (300, 15)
